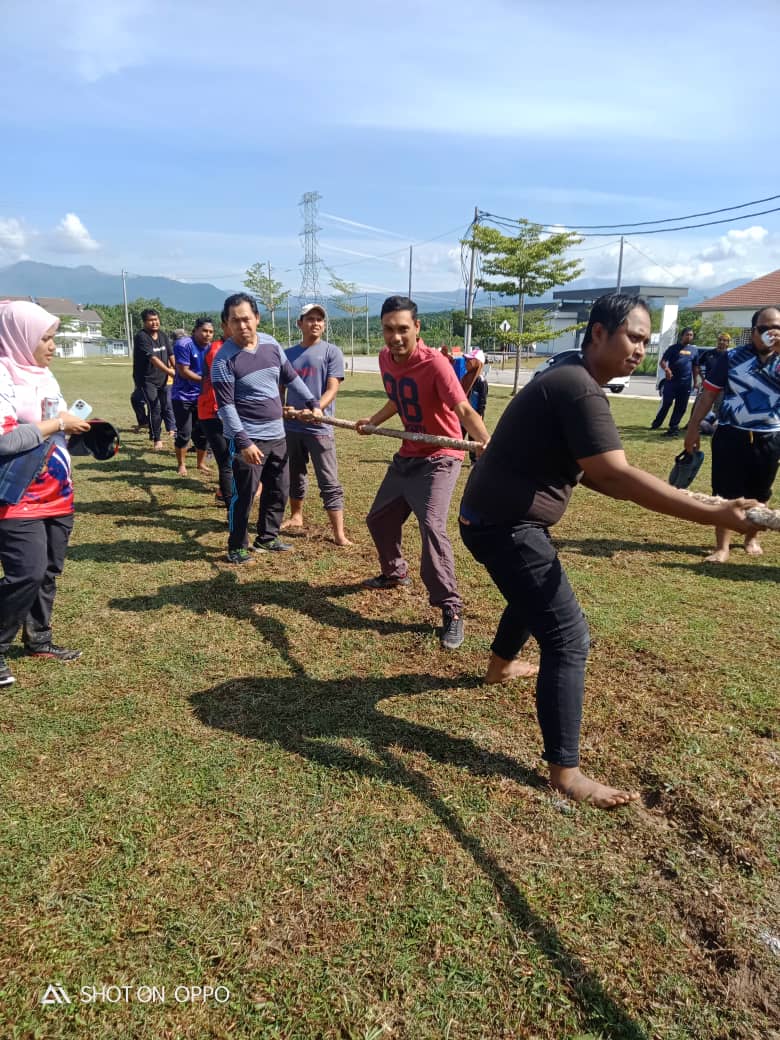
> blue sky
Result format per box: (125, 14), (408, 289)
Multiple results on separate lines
(2, 0), (780, 303)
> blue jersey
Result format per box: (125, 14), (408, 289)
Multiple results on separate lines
(704, 344), (780, 433)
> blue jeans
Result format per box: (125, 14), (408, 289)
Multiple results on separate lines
(459, 519), (590, 767)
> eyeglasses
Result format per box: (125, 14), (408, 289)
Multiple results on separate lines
(756, 325), (780, 334)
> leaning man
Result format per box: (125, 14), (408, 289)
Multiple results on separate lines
(357, 295), (490, 650)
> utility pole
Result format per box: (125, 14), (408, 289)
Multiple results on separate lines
(512, 283), (525, 396)
(365, 294), (369, 364)
(616, 236), (624, 293)
(121, 269), (132, 358)
(408, 245), (413, 299)
(267, 260), (276, 333)
(464, 207), (479, 353)
(286, 297), (292, 348)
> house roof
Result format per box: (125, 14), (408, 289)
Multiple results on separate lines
(36, 298), (101, 323)
(693, 269), (780, 311)
(0, 295), (34, 302)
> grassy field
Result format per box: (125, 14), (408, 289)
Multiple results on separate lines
(1, 358), (778, 1040)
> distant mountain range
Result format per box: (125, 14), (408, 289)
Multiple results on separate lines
(0, 260), (749, 315)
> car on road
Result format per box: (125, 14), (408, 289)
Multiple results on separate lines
(533, 350), (630, 393)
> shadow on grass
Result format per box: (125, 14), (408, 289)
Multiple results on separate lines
(660, 559), (780, 582)
(556, 537), (709, 558)
(109, 575), (432, 659)
(188, 666), (648, 1039)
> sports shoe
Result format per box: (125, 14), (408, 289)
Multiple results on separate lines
(440, 607), (464, 650)
(361, 573), (411, 590)
(25, 644), (81, 662)
(226, 547), (254, 565)
(253, 537), (293, 553)
(0, 655), (15, 686)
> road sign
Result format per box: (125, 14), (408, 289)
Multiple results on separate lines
(499, 320), (511, 332)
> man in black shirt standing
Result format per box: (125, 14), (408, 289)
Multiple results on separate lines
(132, 308), (174, 450)
(459, 294), (761, 809)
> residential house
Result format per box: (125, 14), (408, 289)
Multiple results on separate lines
(692, 269), (780, 342)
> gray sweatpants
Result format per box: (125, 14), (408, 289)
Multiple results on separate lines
(365, 453), (462, 611)
(287, 431), (344, 511)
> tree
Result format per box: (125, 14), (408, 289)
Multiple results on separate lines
(243, 262), (289, 334)
(329, 274), (369, 372)
(467, 220), (583, 393)
(698, 311), (742, 346)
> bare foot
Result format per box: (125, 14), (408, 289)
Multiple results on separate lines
(549, 765), (640, 809)
(334, 537), (354, 547)
(705, 549), (729, 563)
(281, 519), (304, 531)
(153, 440), (164, 452)
(197, 465), (211, 474)
(177, 465), (187, 476)
(484, 653), (539, 685)
(744, 538), (763, 556)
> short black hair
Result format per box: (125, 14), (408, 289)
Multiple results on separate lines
(222, 292), (258, 323)
(680, 327), (694, 337)
(581, 293), (650, 348)
(193, 316), (213, 331)
(751, 305), (780, 328)
(141, 308), (159, 322)
(380, 295), (418, 321)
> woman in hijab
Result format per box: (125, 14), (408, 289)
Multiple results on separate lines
(0, 301), (90, 687)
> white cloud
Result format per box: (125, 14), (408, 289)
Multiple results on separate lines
(50, 214), (100, 253)
(0, 218), (28, 254)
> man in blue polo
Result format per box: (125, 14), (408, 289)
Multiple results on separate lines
(212, 293), (322, 564)
(651, 327), (700, 436)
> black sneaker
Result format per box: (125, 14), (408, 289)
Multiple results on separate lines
(25, 644), (81, 662)
(362, 574), (411, 590)
(440, 608), (464, 650)
(253, 537), (293, 553)
(226, 547), (254, 565)
(0, 655), (15, 686)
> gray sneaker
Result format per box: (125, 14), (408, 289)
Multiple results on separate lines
(253, 537), (293, 553)
(226, 547), (254, 565)
(440, 608), (464, 650)
(0, 655), (15, 686)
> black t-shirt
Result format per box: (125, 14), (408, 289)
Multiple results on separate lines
(133, 330), (172, 387)
(461, 356), (622, 527)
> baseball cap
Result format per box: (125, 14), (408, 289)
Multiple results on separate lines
(299, 303), (327, 319)
(465, 348), (486, 364)
(67, 420), (121, 461)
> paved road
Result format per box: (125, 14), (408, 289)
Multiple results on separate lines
(344, 354), (662, 401)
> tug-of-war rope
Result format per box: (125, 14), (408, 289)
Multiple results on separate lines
(285, 410), (780, 530)
(681, 491), (780, 530)
(284, 409), (481, 454)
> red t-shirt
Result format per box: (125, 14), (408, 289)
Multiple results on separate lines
(378, 342), (466, 458)
(197, 339), (222, 420)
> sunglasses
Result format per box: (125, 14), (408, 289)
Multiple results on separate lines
(756, 325), (780, 334)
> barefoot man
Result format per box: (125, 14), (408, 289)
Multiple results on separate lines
(459, 293), (762, 808)
(684, 305), (780, 562)
(282, 303), (351, 546)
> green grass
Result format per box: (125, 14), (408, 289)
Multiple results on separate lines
(0, 357), (778, 1039)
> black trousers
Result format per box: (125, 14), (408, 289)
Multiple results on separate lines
(130, 384), (148, 427)
(201, 417), (233, 505)
(228, 437), (289, 551)
(142, 381), (167, 442)
(0, 514), (74, 653)
(172, 399), (208, 451)
(653, 380), (691, 431)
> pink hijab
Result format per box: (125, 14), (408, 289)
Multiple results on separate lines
(0, 300), (61, 422)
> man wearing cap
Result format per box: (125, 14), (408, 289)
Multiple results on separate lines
(282, 304), (351, 546)
(356, 295), (491, 651)
(212, 293), (323, 564)
(462, 348), (488, 464)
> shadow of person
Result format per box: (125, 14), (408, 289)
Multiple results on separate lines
(188, 672), (647, 1040)
(555, 537), (709, 558)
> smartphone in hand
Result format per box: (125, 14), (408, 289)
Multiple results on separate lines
(70, 399), (93, 420)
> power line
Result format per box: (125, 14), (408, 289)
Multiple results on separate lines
(478, 206), (780, 237)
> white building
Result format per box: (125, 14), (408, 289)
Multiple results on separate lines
(38, 298), (104, 358)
